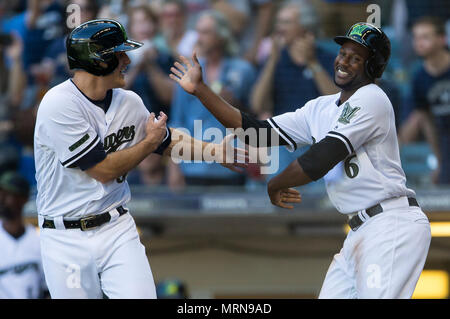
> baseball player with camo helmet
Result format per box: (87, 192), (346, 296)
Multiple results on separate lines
(170, 22), (432, 298)
(34, 19), (246, 299)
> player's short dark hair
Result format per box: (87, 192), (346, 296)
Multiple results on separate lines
(412, 16), (446, 36)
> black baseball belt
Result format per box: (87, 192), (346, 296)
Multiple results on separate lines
(348, 197), (419, 231)
(42, 206), (128, 231)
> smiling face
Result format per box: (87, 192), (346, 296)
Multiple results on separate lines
(334, 41), (372, 91)
(104, 51), (131, 88)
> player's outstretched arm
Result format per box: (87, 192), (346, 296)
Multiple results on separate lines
(170, 53), (243, 129)
(267, 160), (309, 209)
(86, 112), (168, 183)
(170, 53), (291, 149)
(163, 128), (249, 173)
(267, 133), (350, 208)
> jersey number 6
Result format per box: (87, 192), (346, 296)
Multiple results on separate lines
(344, 154), (359, 178)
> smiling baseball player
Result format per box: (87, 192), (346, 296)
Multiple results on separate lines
(170, 22), (432, 298)
(34, 19), (246, 299)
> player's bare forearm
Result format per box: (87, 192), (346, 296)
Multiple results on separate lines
(163, 128), (212, 161)
(164, 128), (248, 174)
(87, 138), (160, 183)
(266, 160), (308, 209)
(268, 160), (312, 191)
(194, 83), (243, 128)
(170, 54), (243, 129)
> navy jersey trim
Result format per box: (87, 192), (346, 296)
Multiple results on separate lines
(69, 141), (107, 170)
(153, 127), (172, 155)
(61, 135), (100, 167)
(327, 131), (354, 154)
(70, 79), (113, 113)
(267, 118), (297, 151)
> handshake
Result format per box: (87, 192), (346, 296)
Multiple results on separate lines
(143, 111), (249, 174)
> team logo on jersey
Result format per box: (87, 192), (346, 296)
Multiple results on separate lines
(0, 262), (39, 277)
(104, 125), (136, 153)
(338, 102), (360, 124)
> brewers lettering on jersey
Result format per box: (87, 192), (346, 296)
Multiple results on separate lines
(170, 22), (432, 298)
(34, 19), (246, 299)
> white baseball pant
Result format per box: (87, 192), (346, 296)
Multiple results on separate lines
(38, 210), (156, 299)
(319, 196), (431, 299)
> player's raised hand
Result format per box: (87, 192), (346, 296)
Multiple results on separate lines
(218, 134), (249, 174)
(169, 52), (203, 95)
(267, 187), (302, 209)
(145, 112), (168, 147)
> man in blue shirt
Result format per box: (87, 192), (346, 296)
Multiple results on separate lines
(252, 2), (337, 116)
(1, 0), (63, 73)
(250, 1), (337, 177)
(168, 11), (255, 188)
(32, 0), (100, 87)
(399, 16), (450, 184)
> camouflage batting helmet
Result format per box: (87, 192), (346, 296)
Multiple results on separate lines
(66, 19), (142, 76)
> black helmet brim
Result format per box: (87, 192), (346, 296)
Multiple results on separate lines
(334, 36), (370, 50)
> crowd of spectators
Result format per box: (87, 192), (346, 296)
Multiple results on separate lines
(0, 0), (449, 191)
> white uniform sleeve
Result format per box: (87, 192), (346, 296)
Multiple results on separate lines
(38, 92), (101, 168)
(268, 101), (314, 152)
(326, 90), (390, 155)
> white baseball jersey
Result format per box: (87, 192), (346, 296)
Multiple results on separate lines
(0, 222), (47, 298)
(270, 83), (415, 214)
(34, 79), (167, 218)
